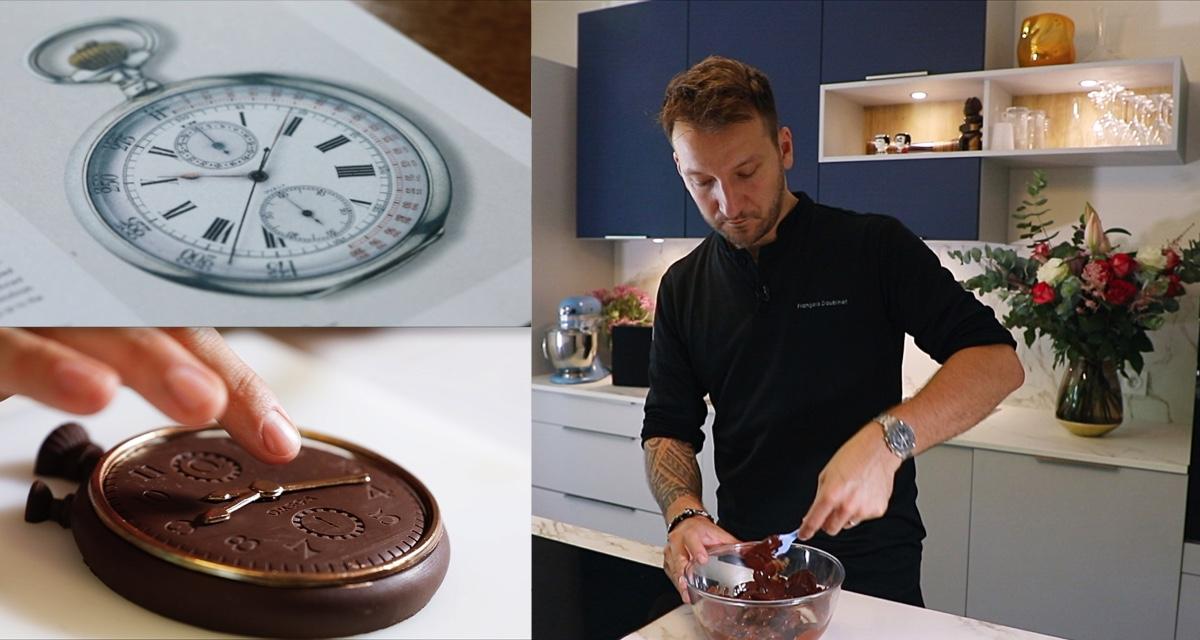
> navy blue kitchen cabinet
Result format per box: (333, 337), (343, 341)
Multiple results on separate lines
(684, 1), (822, 238)
(577, 2), (688, 238)
(820, 0), (988, 83)
(577, 0), (992, 240)
(819, 159), (982, 240)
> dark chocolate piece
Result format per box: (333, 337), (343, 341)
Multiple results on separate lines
(25, 480), (75, 528)
(35, 422), (102, 481)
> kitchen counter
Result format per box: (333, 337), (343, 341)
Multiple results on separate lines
(532, 516), (1061, 640)
(532, 376), (1190, 474)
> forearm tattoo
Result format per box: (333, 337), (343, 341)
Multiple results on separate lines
(644, 437), (703, 514)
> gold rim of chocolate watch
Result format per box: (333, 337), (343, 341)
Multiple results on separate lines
(88, 425), (444, 588)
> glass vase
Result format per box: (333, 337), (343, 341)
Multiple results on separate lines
(1018, 13), (1076, 67)
(1054, 357), (1123, 437)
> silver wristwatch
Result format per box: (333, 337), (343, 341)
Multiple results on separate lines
(875, 413), (916, 460)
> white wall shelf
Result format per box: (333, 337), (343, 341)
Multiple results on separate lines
(819, 57), (1188, 166)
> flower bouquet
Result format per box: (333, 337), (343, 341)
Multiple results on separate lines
(591, 284), (654, 387)
(950, 170), (1199, 435)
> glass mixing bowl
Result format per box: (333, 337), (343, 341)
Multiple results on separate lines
(685, 542), (844, 640)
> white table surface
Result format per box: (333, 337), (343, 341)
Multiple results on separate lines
(0, 330), (531, 638)
(532, 517), (1062, 640)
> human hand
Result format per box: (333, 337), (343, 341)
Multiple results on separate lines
(663, 515), (739, 603)
(797, 422), (902, 540)
(0, 328), (300, 464)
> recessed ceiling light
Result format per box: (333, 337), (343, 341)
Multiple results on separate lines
(651, 238), (665, 244)
(1079, 79), (1099, 88)
(910, 91), (928, 100)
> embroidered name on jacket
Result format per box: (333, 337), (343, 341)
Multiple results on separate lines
(796, 299), (849, 310)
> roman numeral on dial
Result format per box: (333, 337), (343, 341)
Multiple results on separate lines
(283, 116), (303, 136)
(263, 229), (287, 249)
(315, 135), (350, 153)
(335, 165), (376, 178)
(162, 201), (197, 220)
(147, 146), (178, 158)
(202, 217), (235, 244)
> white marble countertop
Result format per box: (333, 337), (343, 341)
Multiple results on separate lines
(532, 376), (1190, 474)
(532, 517), (1061, 640)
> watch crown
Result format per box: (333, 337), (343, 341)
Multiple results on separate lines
(35, 422), (103, 482)
(68, 40), (129, 71)
(24, 481), (74, 528)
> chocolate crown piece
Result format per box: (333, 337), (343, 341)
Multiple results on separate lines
(25, 481), (74, 528)
(35, 422), (102, 482)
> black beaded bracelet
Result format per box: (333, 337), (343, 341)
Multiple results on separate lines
(667, 508), (714, 534)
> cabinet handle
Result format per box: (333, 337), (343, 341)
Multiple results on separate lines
(562, 492), (638, 512)
(561, 425), (637, 441)
(1033, 455), (1119, 472)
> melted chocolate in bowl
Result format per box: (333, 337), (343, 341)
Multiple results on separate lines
(687, 539), (842, 640)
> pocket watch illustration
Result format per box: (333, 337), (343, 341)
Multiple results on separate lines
(25, 422), (449, 638)
(27, 19), (452, 297)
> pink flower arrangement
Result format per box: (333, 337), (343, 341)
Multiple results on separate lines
(590, 284), (654, 334)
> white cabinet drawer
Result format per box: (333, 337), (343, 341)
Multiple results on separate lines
(532, 486), (666, 548)
(532, 419), (659, 513)
(914, 444), (971, 617)
(967, 449), (1186, 640)
(1179, 574), (1200, 640)
(532, 390), (644, 439)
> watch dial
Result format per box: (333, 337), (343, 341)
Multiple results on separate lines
(96, 429), (436, 584)
(83, 80), (438, 288)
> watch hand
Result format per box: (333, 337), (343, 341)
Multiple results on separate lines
(174, 172), (252, 180)
(281, 194), (325, 225)
(192, 126), (230, 154)
(202, 472), (372, 504)
(227, 110), (290, 264)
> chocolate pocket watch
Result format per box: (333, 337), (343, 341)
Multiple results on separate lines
(27, 18), (452, 297)
(24, 423), (449, 638)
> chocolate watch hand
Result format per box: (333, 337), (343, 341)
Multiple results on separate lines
(197, 473), (371, 525)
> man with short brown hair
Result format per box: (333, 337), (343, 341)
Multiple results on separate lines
(642, 55), (1024, 606)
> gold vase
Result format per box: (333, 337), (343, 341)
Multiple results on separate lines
(1018, 13), (1076, 67)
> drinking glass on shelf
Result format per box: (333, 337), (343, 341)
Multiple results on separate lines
(1005, 106), (1031, 150)
(1066, 96), (1085, 148)
(991, 121), (1015, 150)
(1146, 93), (1173, 145)
(1029, 109), (1047, 149)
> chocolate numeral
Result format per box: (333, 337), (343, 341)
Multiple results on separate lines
(129, 463), (165, 481)
(225, 534), (260, 552)
(165, 519), (195, 535)
(367, 507), (400, 526)
(285, 538), (321, 559)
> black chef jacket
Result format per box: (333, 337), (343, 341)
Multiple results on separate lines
(642, 191), (1016, 603)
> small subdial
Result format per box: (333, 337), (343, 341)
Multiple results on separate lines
(173, 121), (259, 170)
(259, 185), (355, 243)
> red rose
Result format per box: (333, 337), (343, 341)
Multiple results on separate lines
(1167, 274), (1185, 297)
(1033, 243), (1050, 260)
(1164, 248), (1181, 274)
(1111, 253), (1136, 278)
(1105, 278), (1138, 306)
(1032, 282), (1056, 305)
(1082, 259), (1112, 287)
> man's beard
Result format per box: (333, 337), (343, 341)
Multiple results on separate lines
(716, 169), (786, 250)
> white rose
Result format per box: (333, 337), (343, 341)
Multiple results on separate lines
(1036, 257), (1069, 285)
(1136, 246), (1167, 271)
